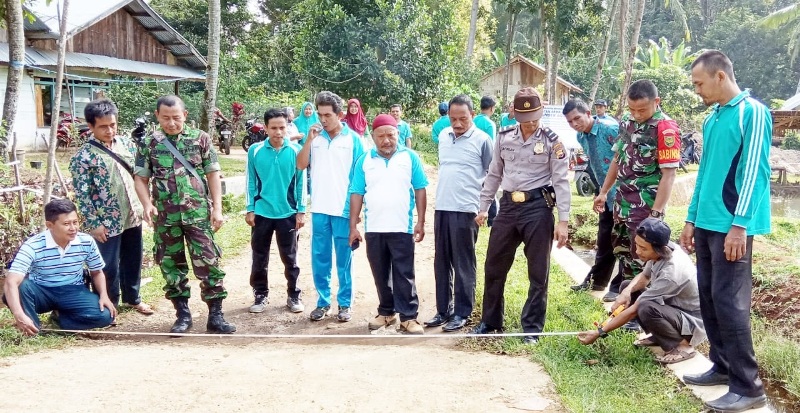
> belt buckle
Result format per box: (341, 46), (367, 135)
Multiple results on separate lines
(511, 191), (526, 203)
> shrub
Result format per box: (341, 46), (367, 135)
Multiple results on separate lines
(783, 134), (800, 151)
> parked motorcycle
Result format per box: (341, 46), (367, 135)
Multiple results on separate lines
(679, 131), (700, 173)
(241, 118), (267, 151)
(56, 113), (91, 149)
(214, 108), (233, 155)
(131, 111), (152, 147)
(572, 148), (599, 197)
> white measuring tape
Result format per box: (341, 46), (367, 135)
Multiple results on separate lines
(40, 329), (585, 339)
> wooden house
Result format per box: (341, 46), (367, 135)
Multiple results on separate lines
(0, 0), (206, 149)
(479, 54), (583, 105)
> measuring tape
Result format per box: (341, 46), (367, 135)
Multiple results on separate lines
(40, 329), (585, 339)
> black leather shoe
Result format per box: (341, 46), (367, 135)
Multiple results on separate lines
(570, 280), (592, 291)
(442, 315), (467, 332)
(470, 322), (503, 335)
(424, 313), (451, 327)
(683, 369), (729, 386)
(522, 335), (539, 345)
(704, 391), (766, 412)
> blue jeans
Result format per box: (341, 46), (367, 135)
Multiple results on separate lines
(8, 278), (114, 330)
(95, 225), (143, 306)
(311, 213), (353, 308)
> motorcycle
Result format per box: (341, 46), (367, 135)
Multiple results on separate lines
(678, 131), (700, 173)
(56, 113), (91, 149)
(131, 111), (152, 147)
(214, 108), (233, 155)
(572, 148), (599, 197)
(241, 118), (267, 151)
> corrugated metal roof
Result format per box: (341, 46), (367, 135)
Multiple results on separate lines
(21, 0), (206, 71)
(0, 42), (204, 80)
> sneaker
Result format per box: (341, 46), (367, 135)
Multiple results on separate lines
(249, 295), (268, 313)
(286, 297), (304, 313)
(337, 307), (352, 322)
(602, 291), (619, 302)
(309, 306), (331, 321)
(399, 319), (424, 334)
(368, 314), (398, 330)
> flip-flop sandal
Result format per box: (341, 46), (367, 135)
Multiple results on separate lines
(656, 349), (696, 364)
(128, 303), (154, 315)
(634, 337), (658, 347)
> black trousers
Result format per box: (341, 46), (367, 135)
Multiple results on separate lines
(487, 199), (498, 227)
(95, 225), (143, 306)
(582, 208), (616, 288)
(249, 215), (301, 299)
(695, 228), (763, 397)
(433, 210), (479, 318)
(637, 300), (692, 352)
(365, 232), (419, 322)
(481, 197), (554, 333)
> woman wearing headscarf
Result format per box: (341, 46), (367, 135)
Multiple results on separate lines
(294, 102), (320, 146)
(344, 98), (373, 149)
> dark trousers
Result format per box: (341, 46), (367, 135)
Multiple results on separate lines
(637, 300), (691, 352)
(250, 215), (301, 299)
(433, 210), (479, 318)
(695, 228), (763, 397)
(3, 279), (114, 330)
(96, 225), (143, 306)
(582, 209), (616, 288)
(487, 199), (498, 227)
(365, 232), (419, 322)
(481, 197), (554, 333)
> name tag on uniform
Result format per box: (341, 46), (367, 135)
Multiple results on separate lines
(533, 141), (544, 154)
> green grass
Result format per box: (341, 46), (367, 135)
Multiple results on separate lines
(412, 123), (438, 166)
(0, 208), (253, 358)
(753, 319), (800, 398)
(470, 228), (702, 412)
(219, 156), (246, 177)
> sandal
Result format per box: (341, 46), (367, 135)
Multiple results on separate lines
(126, 302), (155, 315)
(634, 337), (658, 347)
(656, 348), (696, 364)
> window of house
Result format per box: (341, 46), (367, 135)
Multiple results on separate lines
(34, 78), (108, 127)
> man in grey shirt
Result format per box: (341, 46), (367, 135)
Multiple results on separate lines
(578, 218), (706, 364)
(425, 94), (493, 332)
(472, 87), (571, 344)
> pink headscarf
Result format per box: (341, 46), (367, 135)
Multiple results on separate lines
(344, 98), (368, 137)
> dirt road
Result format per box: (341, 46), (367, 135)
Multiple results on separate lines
(0, 165), (564, 413)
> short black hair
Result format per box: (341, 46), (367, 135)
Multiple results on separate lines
(156, 95), (186, 112)
(627, 80), (659, 101)
(84, 99), (118, 126)
(264, 108), (288, 125)
(449, 94), (474, 112)
(315, 91), (344, 114)
(691, 49), (735, 80)
(390, 104), (402, 111)
(562, 99), (591, 116)
(480, 96), (496, 110)
(45, 199), (77, 222)
(654, 245), (674, 261)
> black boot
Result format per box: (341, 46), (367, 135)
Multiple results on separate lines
(206, 299), (236, 334)
(170, 297), (193, 334)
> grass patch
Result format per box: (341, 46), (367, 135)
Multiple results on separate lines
(219, 156), (246, 177)
(412, 123), (438, 166)
(753, 319), (800, 398)
(471, 228), (702, 412)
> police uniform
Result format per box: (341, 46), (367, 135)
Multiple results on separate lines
(474, 88), (571, 335)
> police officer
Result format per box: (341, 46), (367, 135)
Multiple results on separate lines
(472, 87), (571, 344)
(134, 95), (235, 334)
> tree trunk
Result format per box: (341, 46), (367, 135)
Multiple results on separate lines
(548, 40), (560, 104)
(43, 0), (71, 209)
(1, 0), (25, 162)
(466, 0), (479, 63)
(616, 0), (629, 116)
(589, 0), (618, 103)
(619, 0), (645, 116)
(201, 0), (221, 134)
(501, 10), (517, 107)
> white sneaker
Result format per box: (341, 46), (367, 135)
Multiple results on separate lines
(286, 297), (304, 313)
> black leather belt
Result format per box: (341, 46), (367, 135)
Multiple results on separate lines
(502, 188), (545, 203)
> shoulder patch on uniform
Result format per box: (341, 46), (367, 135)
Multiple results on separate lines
(498, 125), (516, 135)
(553, 142), (566, 159)
(542, 127), (558, 142)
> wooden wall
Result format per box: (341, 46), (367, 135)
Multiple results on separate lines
(27, 9), (174, 65)
(480, 62), (575, 105)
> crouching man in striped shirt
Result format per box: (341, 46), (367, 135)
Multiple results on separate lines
(2, 199), (117, 336)
(349, 114), (429, 334)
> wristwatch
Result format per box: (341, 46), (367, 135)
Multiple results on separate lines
(649, 210), (664, 219)
(597, 326), (609, 338)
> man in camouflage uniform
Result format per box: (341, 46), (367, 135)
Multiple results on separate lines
(133, 95), (235, 334)
(594, 80), (680, 314)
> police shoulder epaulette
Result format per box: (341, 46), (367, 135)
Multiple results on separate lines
(498, 125), (516, 135)
(541, 127), (558, 142)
